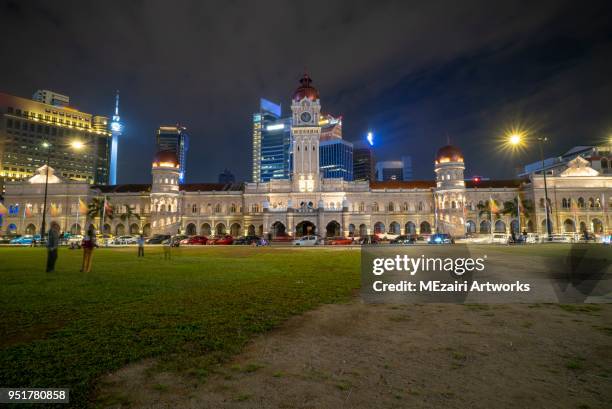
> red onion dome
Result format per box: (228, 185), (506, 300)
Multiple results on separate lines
(292, 73), (319, 101)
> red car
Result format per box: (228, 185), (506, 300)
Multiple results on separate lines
(329, 237), (354, 245)
(210, 235), (234, 245)
(182, 235), (208, 245)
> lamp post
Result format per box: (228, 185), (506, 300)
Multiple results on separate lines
(537, 137), (552, 239)
(506, 132), (552, 240)
(39, 142), (52, 241)
(39, 140), (86, 241)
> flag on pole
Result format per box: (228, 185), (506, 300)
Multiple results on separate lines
(490, 198), (499, 214)
(104, 198), (113, 216)
(79, 198), (88, 215)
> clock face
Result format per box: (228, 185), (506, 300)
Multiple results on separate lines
(300, 112), (312, 123)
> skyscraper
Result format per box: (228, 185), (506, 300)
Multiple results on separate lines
(156, 125), (188, 183)
(320, 139), (353, 180)
(375, 156), (413, 181)
(0, 90), (112, 193)
(252, 99), (292, 182)
(108, 91), (122, 185)
(353, 147), (374, 181)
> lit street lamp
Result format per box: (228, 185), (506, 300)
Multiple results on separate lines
(506, 132), (552, 239)
(39, 140), (86, 241)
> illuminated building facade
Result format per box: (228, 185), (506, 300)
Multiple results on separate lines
(0, 90), (112, 194)
(156, 125), (188, 183)
(2, 76), (610, 239)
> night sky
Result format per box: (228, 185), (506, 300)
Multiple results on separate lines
(1, 0), (611, 183)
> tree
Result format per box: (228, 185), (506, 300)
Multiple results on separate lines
(501, 197), (534, 216)
(87, 197), (114, 222)
(119, 205), (140, 223)
(477, 199), (501, 219)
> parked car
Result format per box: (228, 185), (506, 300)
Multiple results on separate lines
(114, 235), (139, 245)
(293, 235), (319, 246)
(213, 235), (234, 245)
(97, 234), (114, 246)
(67, 234), (84, 248)
(170, 234), (189, 246)
(390, 235), (416, 245)
(10, 234), (41, 245)
(146, 234), (171, 244)
(358, 235), (381, 245)
(428, 233), (454, 244)
(490, 233), (510, 244)
(328, 236), (354, 245)
(181, 235), (208, 245)
(233, 235), (261, 245)
(1, 234), (22, 244)
(271, 232), (293, 242)
(550, 234), (573, 243)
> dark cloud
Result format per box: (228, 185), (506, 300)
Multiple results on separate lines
(1, 0), (611, 182)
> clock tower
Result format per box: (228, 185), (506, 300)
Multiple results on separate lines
(291, 74), (321, 192)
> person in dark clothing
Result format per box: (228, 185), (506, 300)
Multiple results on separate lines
(46, 224), (60, 272)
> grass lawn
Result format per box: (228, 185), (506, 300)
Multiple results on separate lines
(0, 246), (360, 408)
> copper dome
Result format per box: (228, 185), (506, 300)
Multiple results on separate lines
(292, 73), (319, 101)
(153, 150), (179, 166)
(436, 145), (463, 163)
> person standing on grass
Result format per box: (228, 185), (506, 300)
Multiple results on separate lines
(46, 224), (60, 272)
(137, 234), (145, 257)
(163, 237), (171, 260)
(80, 225), (96, 272)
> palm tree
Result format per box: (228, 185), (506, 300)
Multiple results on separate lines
(501, 197), (534, 216)
(477, 199), (501, 219)
(119, 205), (140, 223)
(87, 197), (113, 229)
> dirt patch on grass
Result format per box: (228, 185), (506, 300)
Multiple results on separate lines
(96, 302), (612, 408)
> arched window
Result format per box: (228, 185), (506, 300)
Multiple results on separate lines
(588, 197), (595, 208)
(359, 202), (365, 212)
(402, 202), (408, 211)
(251, 203), (259, 213)
(191, 204), (197, 213)
(372, 202), (379, 212)
(578, 197), (585, 208)
(388, 202), (394, 212)
(562, 198), (568, 208)
(417, 202), (423, 211)
(214, 203), (222, 213)
(230, 203), (237, 213)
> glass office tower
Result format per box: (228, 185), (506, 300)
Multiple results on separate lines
(320, 139), (353, 181)
(156, 125), (189, 183)
(252, 99), (291, 182)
